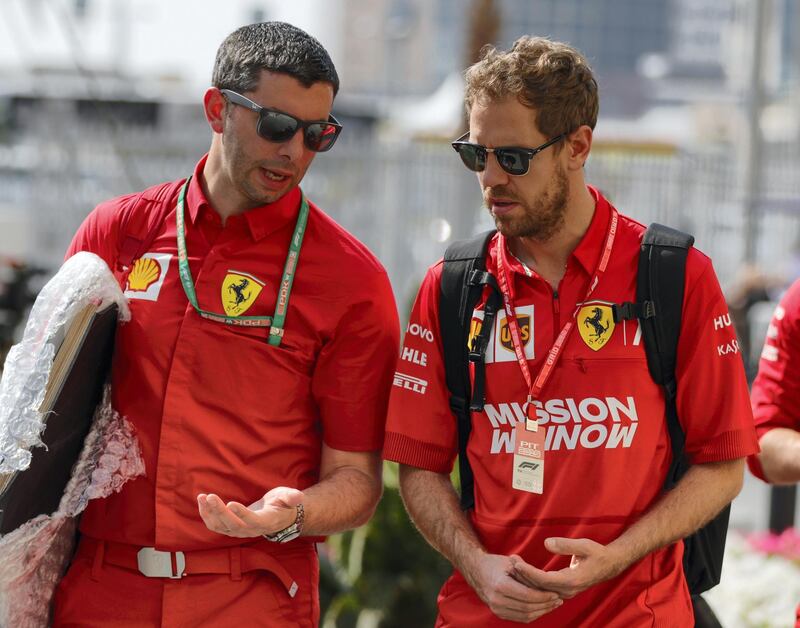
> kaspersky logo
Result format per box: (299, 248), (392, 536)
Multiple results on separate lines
(222, 271), (264, 316)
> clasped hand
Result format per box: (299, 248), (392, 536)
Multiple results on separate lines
(197, 486), (303, 538)
(470, 537), (626, 622)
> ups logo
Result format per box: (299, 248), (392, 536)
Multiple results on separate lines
(500, 315), (531, 352)
(467, 304), (535, 363)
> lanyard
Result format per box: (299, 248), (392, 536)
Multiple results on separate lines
(496, 209), (618, 428)
(175, 176), (308, 347)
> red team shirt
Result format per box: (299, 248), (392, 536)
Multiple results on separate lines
(748, 280), (800, 628)
(58, 156), (399, 624)
(384, 187), (758, 627)
(750, 278), (800, 478)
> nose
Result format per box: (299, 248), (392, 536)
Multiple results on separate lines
(479, 152), (510, 189)
(276, 128), (307, 162)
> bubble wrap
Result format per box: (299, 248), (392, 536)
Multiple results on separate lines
(0, 252), (130, 472)
(0, 393), (144, 627)
(0, 253), (143, 627)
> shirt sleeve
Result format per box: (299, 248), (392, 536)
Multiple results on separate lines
(747, 280), (800, 480)
(383, 263), (458, 474)
(312, 268), (400, 452)
(675, 250), (759, 464)
(65, 197), (124, 266)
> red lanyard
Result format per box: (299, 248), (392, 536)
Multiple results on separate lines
(496, 209), (618, 427)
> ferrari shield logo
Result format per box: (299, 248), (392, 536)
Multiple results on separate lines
(578, 302), (615, 351)
(221, 271), (264, 316)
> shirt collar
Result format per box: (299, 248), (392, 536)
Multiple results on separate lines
(185, 154), (303, 242)
(571, 185), (611, 276)
(495, 184), (612, 278)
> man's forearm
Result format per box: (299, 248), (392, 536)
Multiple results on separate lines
(759, 429), (800, 484)
(301, 461), (383, 536)
(607, 458), (744, 568)
(398, 465), (485, 574)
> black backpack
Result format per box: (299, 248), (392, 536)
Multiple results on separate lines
(439, 223), (729, 596)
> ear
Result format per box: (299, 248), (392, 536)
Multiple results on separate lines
(203, 88), (227, 134)
(564, 125), (593, 171)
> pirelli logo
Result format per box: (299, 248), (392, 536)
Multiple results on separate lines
(393, 372), (428, 395)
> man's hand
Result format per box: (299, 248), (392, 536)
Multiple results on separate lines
(197, 486), (304, 538)
(461, 551), (563, 623)
(511, 537), (627, 599)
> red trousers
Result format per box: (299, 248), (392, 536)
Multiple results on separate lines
(53, 537), (319, 627)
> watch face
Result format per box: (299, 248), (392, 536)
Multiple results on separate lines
(279, 529), (301, 543)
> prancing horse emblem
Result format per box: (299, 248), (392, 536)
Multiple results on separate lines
(577, 303), (615, 351)
(221, 271), (265, 316)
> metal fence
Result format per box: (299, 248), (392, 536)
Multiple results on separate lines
(2, 125), (800, 319)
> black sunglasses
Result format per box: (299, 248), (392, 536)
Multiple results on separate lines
(221, 89), (343, 153)
(451, 132), (566, 176)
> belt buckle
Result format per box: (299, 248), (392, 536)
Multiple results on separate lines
(137, 547), (186, 579)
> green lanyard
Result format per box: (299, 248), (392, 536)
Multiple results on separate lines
(175, 176), (308, 347)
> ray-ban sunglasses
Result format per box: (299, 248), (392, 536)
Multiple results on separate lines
(451, 132), (566, 176)
(221, 88), (343, 152)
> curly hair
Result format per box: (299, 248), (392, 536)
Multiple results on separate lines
(465, 36), (598, 139)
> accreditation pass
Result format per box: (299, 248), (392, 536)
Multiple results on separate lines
(512, 422), (545, 494)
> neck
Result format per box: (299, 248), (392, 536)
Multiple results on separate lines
(509, 185), (596, 288)
(201, 150), (249, 224)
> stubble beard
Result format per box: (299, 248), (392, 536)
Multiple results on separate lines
(486, 164), (570, 241)
(226, 132), (300, 208)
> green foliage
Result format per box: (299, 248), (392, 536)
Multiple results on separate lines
(319, 462), (452, 627)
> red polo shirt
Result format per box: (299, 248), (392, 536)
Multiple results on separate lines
(65, 155), (399, 551)
(384, 187), (758, 627)
(749, 279), (800, 479)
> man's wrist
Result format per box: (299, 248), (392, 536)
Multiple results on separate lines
(264, 504), (305, 543)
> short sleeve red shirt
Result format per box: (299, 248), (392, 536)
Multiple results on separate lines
(748, 279), (800, 480)
(66, 155), (400, 550)
(383, 187), (758, 627)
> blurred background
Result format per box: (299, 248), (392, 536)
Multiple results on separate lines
(1, 0), (799, 625)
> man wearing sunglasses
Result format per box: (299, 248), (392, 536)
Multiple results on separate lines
(53, 22), (399, 627)
(384, 37), (757, 626)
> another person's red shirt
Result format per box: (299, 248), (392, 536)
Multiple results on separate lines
(747, 279), (800, 628)
(749, 279), (800, 479)
(384, 187), (758, 627)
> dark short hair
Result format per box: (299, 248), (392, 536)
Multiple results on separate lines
(212, 22), (339, 96)
(465, 36), (598, 138)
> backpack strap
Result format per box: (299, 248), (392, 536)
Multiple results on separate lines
(114, 179), (185, 287)
(440, 229), (498, 510)
(639, 223), (695, 489)
(613, 223), (694, 487)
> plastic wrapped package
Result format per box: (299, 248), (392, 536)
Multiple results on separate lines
(0, 253), (144, 627)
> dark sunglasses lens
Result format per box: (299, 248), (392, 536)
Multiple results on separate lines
(496, 149), (529, 175)
(305, 124), (339, 152)
(258, 111), (299, 142)
(456, 144), (486, 172)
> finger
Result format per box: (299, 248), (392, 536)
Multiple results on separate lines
(510, 558), (551, 590)
(226, 501), (267, 528)
(498, 572), (561, 604)
(544, 536), (592, 557)
(204, 494), (248, 533)
(493, 598), (564, 623)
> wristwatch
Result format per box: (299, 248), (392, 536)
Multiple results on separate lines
(264, 504), (304, 543)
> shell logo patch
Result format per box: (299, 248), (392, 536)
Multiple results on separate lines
(222, 271), (265, 316)
(578, 301), (615, 351)
(124, 253), (172, 301)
